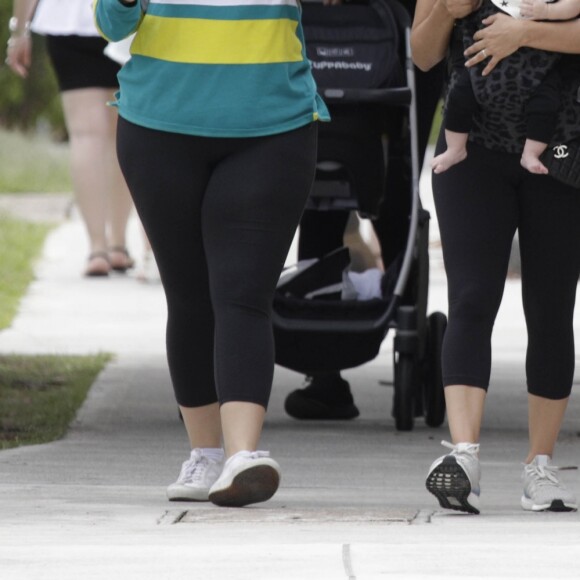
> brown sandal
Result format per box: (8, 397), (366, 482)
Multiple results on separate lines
(85, 252), (111, 277)
(108, 246), (135, 273)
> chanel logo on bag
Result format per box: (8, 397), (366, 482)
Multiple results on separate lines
(553, 145), (569, 159)
(540, 138), (580, 189)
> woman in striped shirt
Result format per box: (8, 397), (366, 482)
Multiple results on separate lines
(94, 0), (329, 507)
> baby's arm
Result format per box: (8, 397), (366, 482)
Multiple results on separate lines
(520, 0), (580, 21)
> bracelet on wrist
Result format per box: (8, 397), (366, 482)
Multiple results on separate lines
(8, 16), (31, 38)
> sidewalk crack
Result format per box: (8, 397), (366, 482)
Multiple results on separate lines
(411, 509), (434, 524)
(157, 509), (187, 525)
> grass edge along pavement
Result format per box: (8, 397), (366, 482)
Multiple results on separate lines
(0, 213), (51, 329)
(0, 353), (112, 449)
(0, 212), (111, 449)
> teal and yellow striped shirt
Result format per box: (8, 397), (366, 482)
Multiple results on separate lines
(93, 0), (330, 137)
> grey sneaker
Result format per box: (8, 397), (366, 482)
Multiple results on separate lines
(426, 440), (481, 514)
(521, 455), (578, 512)
(208, 450), (281, 507)
(167, 448), (224, 501)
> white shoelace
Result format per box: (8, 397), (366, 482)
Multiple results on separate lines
(523, 463), (577, 487)
(180, 450), (210, 484)
(524, 463), (560, 487)
(441, 440), (480, 456)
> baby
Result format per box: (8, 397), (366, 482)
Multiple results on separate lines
(432, 0), (580, 175)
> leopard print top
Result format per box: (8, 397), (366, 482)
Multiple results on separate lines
(445, 2), (580, 154)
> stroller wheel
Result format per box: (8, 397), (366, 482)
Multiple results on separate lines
(423, 312), (447, 428)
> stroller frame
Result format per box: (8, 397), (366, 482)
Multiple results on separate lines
(273, 0), (447, 430)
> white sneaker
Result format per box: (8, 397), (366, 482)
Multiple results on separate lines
(167, 448), (224, 501)
(426, 440), (481, 514)
(208, 450), (281, 507)
(521, 455), (578, 512)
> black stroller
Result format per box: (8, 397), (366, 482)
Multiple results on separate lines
(272, 0), (447, 430)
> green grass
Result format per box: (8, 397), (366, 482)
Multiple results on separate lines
(0, 129), (71, 193)
(0, 353), (111, 449)
(0, 214), (52, 329)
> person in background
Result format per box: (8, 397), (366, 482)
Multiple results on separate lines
(412, 0), (580, 513)
(6, 0), (134, 277)
(94, 0), (329, 507)
(285, 0), (445, 420)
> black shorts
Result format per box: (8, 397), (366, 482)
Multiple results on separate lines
(46, 35), (121, 92)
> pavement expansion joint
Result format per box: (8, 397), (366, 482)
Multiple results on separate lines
(177, 507), (416, 524)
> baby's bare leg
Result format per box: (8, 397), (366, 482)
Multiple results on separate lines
(520, 139), (549, 175)
(431, 129), (469, 174)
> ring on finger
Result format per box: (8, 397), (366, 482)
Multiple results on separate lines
(480, 49), (487, 58)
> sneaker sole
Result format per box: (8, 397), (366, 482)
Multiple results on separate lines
(167, 487), (210, 502)
(167, 493), (209, 502)
(209, 464), (280, 508)
(426, 456), (480, 515)
(521, 497), (578, 512)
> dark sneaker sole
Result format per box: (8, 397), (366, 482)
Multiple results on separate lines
(426, 456), (479, 515)
(548, 500), (577, 512)
(528, 499), (578, 513)
(209, 465), (280, 508)
(522, 496), (578, 512)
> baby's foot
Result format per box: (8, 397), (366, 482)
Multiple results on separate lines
(431, 148), (467, 174)
(520, 152), (548, 175)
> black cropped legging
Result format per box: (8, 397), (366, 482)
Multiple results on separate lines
(116, 118), (317, 408)
(432, 133), (580, 399)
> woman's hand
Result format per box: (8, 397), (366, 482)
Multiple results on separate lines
(463, 13), (526, 75)
(5, 34), (32, 78)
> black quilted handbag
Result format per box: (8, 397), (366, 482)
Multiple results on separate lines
(540, 138), (580, 190)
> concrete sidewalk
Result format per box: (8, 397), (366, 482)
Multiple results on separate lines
(0, 166), (579, 579)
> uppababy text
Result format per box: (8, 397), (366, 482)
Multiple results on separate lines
(311, 61), (372, 72)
